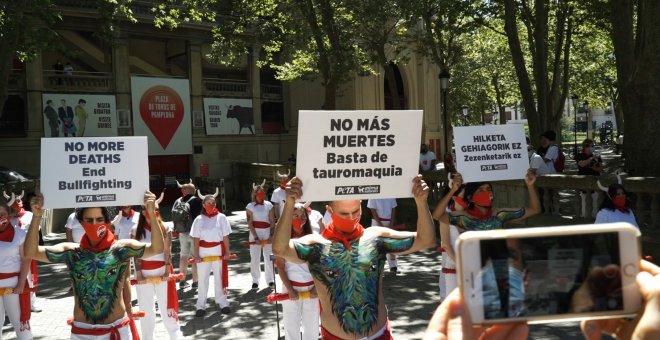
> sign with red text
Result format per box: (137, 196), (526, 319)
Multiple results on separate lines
(40, 137), (149, 209)
(131, 77), (192, 155)
(296, 110), (422, 201)
(454, 124), (529, 183)
(42, 94), (117, 137)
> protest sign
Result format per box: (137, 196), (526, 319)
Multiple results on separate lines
(203, 98), (254, 135)
(42, 94), (117, 137)
(131, 77), (192, 155)
(296, 110), (422, 201)
(454, 124), (529, 183)
(40, 137), (149, 209)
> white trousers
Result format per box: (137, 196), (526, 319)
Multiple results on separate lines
(0, 293), (33, 340)
(250, 228), (274, 284)
(70, 318), (131, 340)
(135, 281), (183, 340)
(281, 286), (319, 340)
(438, 263), (446, 299)
(580, 191), (600, 218)
(442, 254), (458, 297)
(196, 260), (229, 310)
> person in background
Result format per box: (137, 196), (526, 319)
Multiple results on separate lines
(594, 178), (638, 229)
(537, 130), (560, 215)
(246, 180), (276, 289)
(65, 211), (84, 244)
(111, 205), (140, 240)
(270, 169), (290, 221)
(367, 198), (399, 274)
(173, 180), (202, 290)
(576, 139), (603, 218)
(420, 144), (437, 172)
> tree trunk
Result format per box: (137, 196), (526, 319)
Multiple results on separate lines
(324, 80), (337, 110)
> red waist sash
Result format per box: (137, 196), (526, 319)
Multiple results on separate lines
(200, 240), (222, 248)
(141, 260), (165, 270)
(0, 272), (19, 279)
(441, 267), (456, 274)
(290, 280), (314, 287)
(253, 221), (271, 229)
(71, 317), (132, 340)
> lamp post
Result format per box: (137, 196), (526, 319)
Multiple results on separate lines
(461, 105), (469, 126)
(439, 69), (451, 153)
(571, 95), (579, 156)
(583, 101), (590, 140)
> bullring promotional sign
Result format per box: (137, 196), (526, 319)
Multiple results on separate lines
(203, 98), (255, 135)
(454, 124), (529, 183)
(40, 137), (149, 209)
(296, 110), (422, 201)
(131, 76), (192, 155)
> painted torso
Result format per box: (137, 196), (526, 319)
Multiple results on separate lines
(293, 230), (413, 338)
(449, 208), (525, 231)
(46, 244), (144, 324)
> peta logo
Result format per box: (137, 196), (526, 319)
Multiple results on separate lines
(335, 185), (381, 195)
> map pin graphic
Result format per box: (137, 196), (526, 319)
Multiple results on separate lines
(139, 85), (184, 149)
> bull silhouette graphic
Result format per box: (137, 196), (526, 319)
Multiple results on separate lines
(226, 105), (254, 134)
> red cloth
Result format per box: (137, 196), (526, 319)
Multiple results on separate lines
(199, 240), (221, 248)
(321, 321), (392, 340)
(252, 221), (270, 229)
(128, 318), (139, 340)
(453, 196), (469, 209)
(221, 242), (229, 295)
(70, 317), (131, 340)
(121, 209), (135, 218)
(0, 272), (18, 279)
(166, 266), (179, 321)
(0, 225), (15, 242)
(80, 228), (116, 252)
(141, 260), (165, 271)
(19, 279), (31, 331)
(290, 280), (314, 287)
(201, 207), (220, 217)
(30, 260), (38, 286)
(441, 268), (456, 274)
(467, 206), (493, 221)
(321, 222), (364, 250)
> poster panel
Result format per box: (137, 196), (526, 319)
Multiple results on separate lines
(203, 98), (254, 135)
(42, 94), (117, 137)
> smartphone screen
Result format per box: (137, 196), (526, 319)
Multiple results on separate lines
(478, 232), (622, 320)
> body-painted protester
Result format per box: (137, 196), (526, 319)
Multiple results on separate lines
(273, 176), (436, 339)
(246, 180), (275, 289)
(25, 193), (164, 340)
(191, 189), (232, 317)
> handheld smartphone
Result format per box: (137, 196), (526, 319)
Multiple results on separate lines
(457, 222), (642, 324)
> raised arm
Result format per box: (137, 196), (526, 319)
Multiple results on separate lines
(432, 173), (463, 225)
(508, 169), (541, 223)
(272, 177), (306, 264)
(26, 194), (77, 263)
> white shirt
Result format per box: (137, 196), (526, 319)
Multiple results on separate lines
(529, 152), (551, 175)
(65, 212), (85, 244)
(137, 226), (169, 277)
(0, 227), (26, 288)
(308, 209), (323, 234)
(367, 198), (397, 226)
(284, 261), (314, 283)
(246, 201), (274, 226)
(270, 187), (287, 217)
(10, 211), (33, 231)
(323, 210), (332, 226)
(112, 211), (139, 240)
(542, 145), (559, 174)
(191, 214), (232, 257)
(595, 209), (639, 229)
(420, 151), (437, 171)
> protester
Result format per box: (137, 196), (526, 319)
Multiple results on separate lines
(25, 192), (164, 339)
(537, 130), (561, 215)
(433, 170), (541, 232)
(246, 180), (275, 289)
(437, 180), (466, 300)
(172, 179), (202, 289)
(367, 198), (399, 273)
(270, 169), (290, 220)
(0, 201), (33, 340)
(112, 205), (140, 240)
(191, 189), (232, 316)
(419, 144), (437, 172)
(304, 202), (325, 234)
(132, 203), (183, 339)
(273, 175), (436, 339)
(423, 260), (660, 340)
(576, 139), (604, 218)
(594, 178), (639, 229)
(274, 203), (319, 340)
(64, 211), (84, 244)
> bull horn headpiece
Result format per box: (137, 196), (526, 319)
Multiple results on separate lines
(303, 201), (312, 209)
(2, 191), (15, 207)
(176, 178), (194, 188)
(156, 190), (165, 205)
(252, 179), (266, 190)
(197, 187), (219, 200)
(277, 169), (291, 178)
(596, 179), (609, 192)
(15, 190), (24, 201)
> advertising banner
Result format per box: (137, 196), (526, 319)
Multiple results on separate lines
(42, 94), (117, 137)
(203, 98), (254, 135)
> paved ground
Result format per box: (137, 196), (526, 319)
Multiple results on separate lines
(4, 149), (624, 339)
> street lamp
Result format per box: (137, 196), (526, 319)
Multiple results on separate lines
(461, 105), (469, 126)
(570, 94), (579, 156)
(583, 101), (590, 139)
(439, 69), (451, 153)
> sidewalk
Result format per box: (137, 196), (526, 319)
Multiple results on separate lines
(3, 211), (586, 339)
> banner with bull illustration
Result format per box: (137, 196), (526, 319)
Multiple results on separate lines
(203, 98), (255, 135)
(131, 76), (192, 155)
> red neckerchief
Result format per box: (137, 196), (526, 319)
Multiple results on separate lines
(453, 197), (468, 209)
(467, 206), (493, 221)
(80, 230), (116, 252)
(254, 200), (265, 206)
(202, 207), (220, 217)
(13, 208), (26, 219)
(321, 222), (364, 250)
(0, 225), (15, 242)
(291, 227), (305, 239)
(121, 209), (135, 219)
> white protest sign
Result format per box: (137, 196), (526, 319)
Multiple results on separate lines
(296, 110), (422, 201)
(40, 137), (150, 208)
(454, 124), (529, 183)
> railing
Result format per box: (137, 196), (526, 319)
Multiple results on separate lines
(43, 70), (113, 92)
(261, 84), (283, 101)
(423, 170), (660, 259)
(202, 79), (250, 97)
(8, 69), (24, 91)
